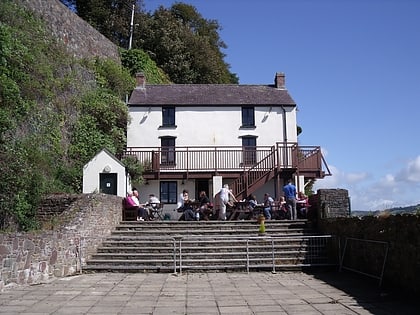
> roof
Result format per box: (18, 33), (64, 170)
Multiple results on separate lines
(128, 84), (296, 106)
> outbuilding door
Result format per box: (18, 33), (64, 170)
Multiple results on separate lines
(100, 173), (117, 195)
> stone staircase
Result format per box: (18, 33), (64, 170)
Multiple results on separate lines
(83, 220), (337, 273)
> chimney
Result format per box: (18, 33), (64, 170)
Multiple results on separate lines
(275, 72), (285, 89)
(135, 72), (146, 88)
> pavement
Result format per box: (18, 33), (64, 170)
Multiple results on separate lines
(0, 271), (418, 315)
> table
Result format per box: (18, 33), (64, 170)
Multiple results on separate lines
(228, 201), (263, 220)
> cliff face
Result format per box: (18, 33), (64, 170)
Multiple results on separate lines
(15, 0), (120, 63)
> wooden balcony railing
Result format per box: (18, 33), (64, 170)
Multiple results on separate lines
(123, 143), (330, 176)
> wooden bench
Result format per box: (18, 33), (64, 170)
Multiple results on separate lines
(122, 198), (138, 221)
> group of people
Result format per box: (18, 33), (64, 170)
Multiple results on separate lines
(127, 180), (309, 222)
(282, 179), (310, 220)
(124, 188), (161, 221)
(176, 189), (214, 221)
(239, 180), (310, 221)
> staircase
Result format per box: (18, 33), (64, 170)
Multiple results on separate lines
(83, 220), (337, 273)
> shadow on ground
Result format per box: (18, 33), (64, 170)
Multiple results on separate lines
(305, 268), (420, 315)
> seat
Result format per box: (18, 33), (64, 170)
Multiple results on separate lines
(149, 203), (164, 220)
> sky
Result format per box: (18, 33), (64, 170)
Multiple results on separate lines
(143, 0), (420, 211)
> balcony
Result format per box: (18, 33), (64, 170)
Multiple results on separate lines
(123, 142), (330, 180)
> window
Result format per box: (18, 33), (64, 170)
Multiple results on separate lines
(161, 136), (175, 165)
(162, 106), (175, 127)
(160, 181), (177, 204)
(241, 107), (255, 127)
(242, 136), (257, 165)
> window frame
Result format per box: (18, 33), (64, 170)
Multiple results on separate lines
(160, 181), (177, 204)
(242, 136), (257, 165)
(162, 106), (175, 127)
(241, 106), (255, 128)
(160, 136), (176, 165)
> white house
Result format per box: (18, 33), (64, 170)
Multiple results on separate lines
(83, 148), (129, 197)
(126, 72), (330, 217)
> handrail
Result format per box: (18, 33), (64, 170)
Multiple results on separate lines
(123, 143), (329, 177)
(230, 146), (276, 198)
(87, 234), (336, 274)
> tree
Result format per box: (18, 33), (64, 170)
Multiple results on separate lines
(59, 1), (238, 83)
(73, 0), (135, 48)
(133, 3), (238, 83)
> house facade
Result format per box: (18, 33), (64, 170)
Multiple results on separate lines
(125, 72), (330, 218)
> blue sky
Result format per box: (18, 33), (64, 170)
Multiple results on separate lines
(143, 0), (420, 211)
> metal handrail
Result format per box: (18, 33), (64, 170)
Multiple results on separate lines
(85, 234), (336, 274)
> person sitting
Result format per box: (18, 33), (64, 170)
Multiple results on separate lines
(177, 190), (195, 221)
(146, 194), (161, 220)
(263, 193), (274, 220)
(198, 191), (212, 221)
(128, 189), (148, 221)
(276, 196), (290, 220)
(237, 195), (257, 220)
(296, 191), (309, 219)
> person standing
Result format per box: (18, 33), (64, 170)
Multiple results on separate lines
(217, 184), (237, 220)
(283, 179), (297, 220)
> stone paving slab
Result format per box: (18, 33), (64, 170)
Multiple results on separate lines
(0, 271), (418, 315)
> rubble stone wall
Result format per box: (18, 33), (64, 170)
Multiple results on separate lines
(15, 0), (120, 62)
(0, 194), (122, 291)
(319, 215), (420, 296)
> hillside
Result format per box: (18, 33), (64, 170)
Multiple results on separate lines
(351, 204), (420, 217)
(0, 0), (165, 231)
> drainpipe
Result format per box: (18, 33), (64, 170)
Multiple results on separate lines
(280, 105), (288, 163)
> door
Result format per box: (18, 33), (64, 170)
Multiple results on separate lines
(196, 180), (210, 200)
(100, 173), (117, 195)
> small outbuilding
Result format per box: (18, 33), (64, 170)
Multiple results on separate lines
(83, 148), (129, 197)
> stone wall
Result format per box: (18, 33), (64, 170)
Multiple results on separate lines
(0, 193), (122, 291)
(316, 189), (350, 218)
(318, 215), (420, 296)
(15, 0), (120, 63)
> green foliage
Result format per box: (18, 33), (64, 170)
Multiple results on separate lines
(61, 0), (238, 83)
(0, 1), (130, 231)
(73, 0), (133, 48)
(121, 49), (170, 83)
(91, 57), (135, 98)
(121, 155), (144, 183)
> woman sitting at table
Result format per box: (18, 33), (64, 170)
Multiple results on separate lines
(238, 194), (258, 220)
(296, 191), (309, 219)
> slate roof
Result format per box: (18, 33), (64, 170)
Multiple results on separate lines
(128, 84), (296, 107)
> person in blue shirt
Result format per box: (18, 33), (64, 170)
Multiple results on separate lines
(283, 179), (297, 220)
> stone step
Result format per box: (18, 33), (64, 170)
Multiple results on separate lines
(97, 243), (312, 253)
(84, 220), (335, 273)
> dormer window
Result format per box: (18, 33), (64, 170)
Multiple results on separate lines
(241, 106), (255, 127)
(162, 106), (175, 127)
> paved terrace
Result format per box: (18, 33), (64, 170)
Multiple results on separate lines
(1, 271), (418, 315)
